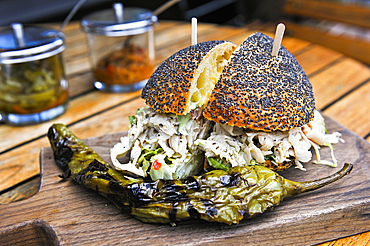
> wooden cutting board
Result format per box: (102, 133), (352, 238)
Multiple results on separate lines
(1, 115), (370, 246)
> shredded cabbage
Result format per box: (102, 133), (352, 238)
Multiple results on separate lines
(110, 107), (211, 180)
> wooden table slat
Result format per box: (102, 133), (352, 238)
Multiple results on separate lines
(324, 80), (370, 138)
(309, 57), (370, 110)
(0, 90), (142, 153)
(295, 45), (343, 75)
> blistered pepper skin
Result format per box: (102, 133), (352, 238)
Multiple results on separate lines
(48, 124), (353, 225)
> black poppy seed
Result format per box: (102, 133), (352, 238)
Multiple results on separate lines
(205, 32), (315, 131)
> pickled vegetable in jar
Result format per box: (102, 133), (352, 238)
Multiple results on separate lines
(0, 55), (68, 115)
(0, 23), (68, 125)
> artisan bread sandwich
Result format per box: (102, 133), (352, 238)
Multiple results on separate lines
(110, 32), (341, 181)
(110, 40), (237, 179)
(196, 32), (341, 171)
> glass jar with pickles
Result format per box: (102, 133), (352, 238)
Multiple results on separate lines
(0, 24), (68, 125)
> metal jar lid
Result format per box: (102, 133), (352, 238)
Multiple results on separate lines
(81, 5), (157, 37)
(0, 23), (65, 64)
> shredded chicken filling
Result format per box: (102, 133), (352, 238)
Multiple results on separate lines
(196, 110), (342, 171)
(111, 108), (341, 179)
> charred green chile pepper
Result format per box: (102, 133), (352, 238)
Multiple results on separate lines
(47, 123), (353, 225)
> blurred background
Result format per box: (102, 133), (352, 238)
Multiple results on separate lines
(0, 0), (283, 27)
(0, 0), (370, 64)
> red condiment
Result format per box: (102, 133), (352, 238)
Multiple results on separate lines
(152, 160), (162, 170)
(92, 45), (154, 85)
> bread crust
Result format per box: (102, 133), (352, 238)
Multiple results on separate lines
(204, 32), (316, 132)
(142, 40), (236, 115)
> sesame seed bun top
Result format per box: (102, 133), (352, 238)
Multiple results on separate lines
(142, 40), (237, 115)
(204, 32), (316, 132)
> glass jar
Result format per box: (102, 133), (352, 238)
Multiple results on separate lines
(81, 4), (156, 93)
(0, 24), (68, 125)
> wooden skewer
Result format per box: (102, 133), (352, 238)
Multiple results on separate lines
(191, 17), (197, 45)
(272, 23), (285, 56)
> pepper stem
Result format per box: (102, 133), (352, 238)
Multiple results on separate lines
(282, 163), (353, 198)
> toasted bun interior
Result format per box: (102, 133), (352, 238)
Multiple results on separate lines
(187, 42), (236, 113)
(204, 32), (316, 132)
(142, 41), (236, 115)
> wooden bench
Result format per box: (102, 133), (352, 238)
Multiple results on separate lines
(282, 0), (370, 65)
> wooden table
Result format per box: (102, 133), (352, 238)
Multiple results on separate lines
(1, 21), (369, 245)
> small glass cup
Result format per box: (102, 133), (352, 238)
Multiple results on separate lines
(81, 4), (156, 93)
(0, 24), (68, 126)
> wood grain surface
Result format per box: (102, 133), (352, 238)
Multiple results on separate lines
(283, 0), (370, 28)
(1, 20), (370, 245)
(0, 114), (370, 246)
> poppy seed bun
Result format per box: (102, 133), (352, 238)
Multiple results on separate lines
(142, 40), (237, 115)
(204, 32), (316, 132)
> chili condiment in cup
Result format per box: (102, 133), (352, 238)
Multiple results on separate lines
(81, 3), (157, 93)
